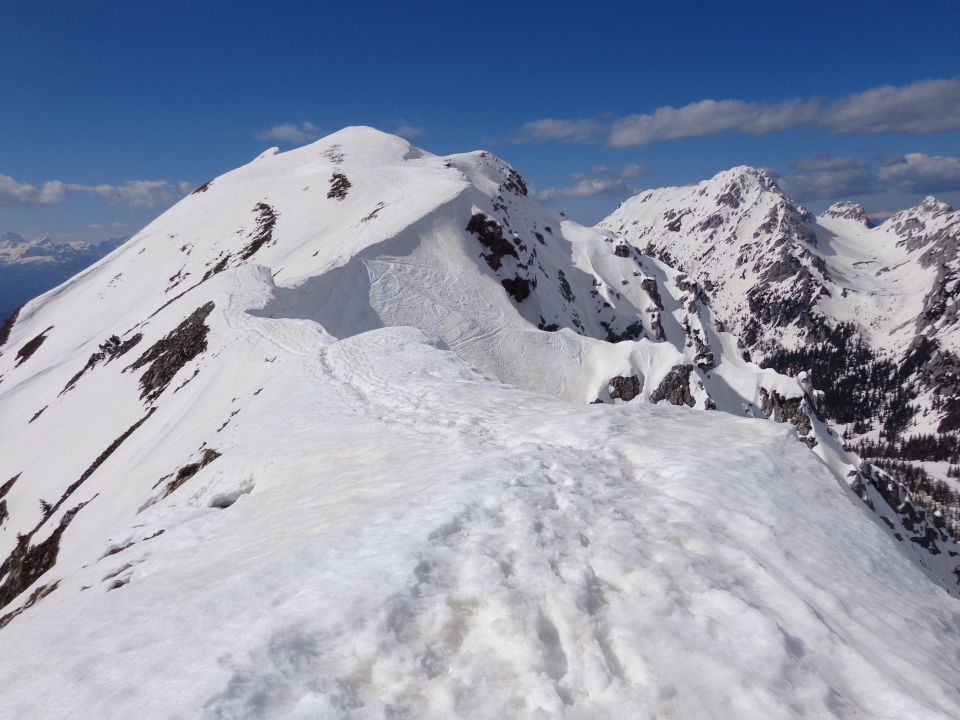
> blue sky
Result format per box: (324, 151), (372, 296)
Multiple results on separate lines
(2, 0), (959, 241)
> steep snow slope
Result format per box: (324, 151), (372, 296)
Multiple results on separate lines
(1, 129), (959, 717)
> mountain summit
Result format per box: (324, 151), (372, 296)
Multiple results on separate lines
(1, 130), (959, 718)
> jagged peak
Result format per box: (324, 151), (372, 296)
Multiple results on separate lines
(918, 196), (954, 214)
(709, 165), (777, 186)
(887, 195), (957, 228)
(821, 201), (872, 227)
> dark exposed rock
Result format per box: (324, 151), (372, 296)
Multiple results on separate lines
(556, 269), (575, 303)
(640, 278), (664, 311)
(163, 449), (222, 498)
(60, 333), (144, 396)
(201, 253), (232, 282)
(1, 474), (20, 501)
(649, 365), (695, 407)
(613, 244), (631, 258)
(0, 475), (18, 528)
(361, 202), (386, 223)
(0, 303), (23, 351)
(14, 326), (53, 367)
(0, 498), (90, 613)
(327, 173), (352, 200)
(191, 180), (213, 194)
(28, 406), (47, 424)
(127, 303), (214, 403)
(501, 168), (528, 197)
(716, 184), (743, 209)
(758, 387), (815, 445)
(605, 321), (644, 343)
(0, 580), (59, 629)
(466, 213), (518, 271)
(608, 375), (641, 402)
(698, 213), (724, 231)
(501, 276), (532, 302)
(239, 203), (279, 260)
(45, 410), (157, 525)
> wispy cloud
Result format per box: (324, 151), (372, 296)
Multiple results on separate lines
(393, 124), (424, 139)
(0, 173), (191, 209)
(68, 180), (192, 208)
(513, 78), (960, 147)
(254, 121), (323, 145)
(535, 164), (650, 201)
(778, 156), (876, 200)
(511, 118), (606, 144)
(779, 152), (960, 200)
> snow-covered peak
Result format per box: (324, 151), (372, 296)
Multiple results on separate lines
(706, 164), (781, 192)
(820, 200), (872, 227)
(920, 195), (955, 214)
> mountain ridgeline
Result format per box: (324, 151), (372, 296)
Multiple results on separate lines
(1, 129), (960, 716)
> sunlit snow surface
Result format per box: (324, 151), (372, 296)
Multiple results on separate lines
(1, 129), (959, 718)
(3, 316), (960, 718)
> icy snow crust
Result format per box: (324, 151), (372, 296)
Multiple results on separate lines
(0, 129), (959, 717)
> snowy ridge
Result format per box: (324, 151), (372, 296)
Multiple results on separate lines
(1, 128), (959, 717)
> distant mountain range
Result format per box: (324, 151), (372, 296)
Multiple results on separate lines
(0, 232), (125, 320)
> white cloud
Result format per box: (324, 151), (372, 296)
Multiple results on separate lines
(0, 172), (191, 209)
(516, 78), (960, 147)
(780, 152), (960, 201)
(824, 79), (960, 134)
(68, 180), (188, 209)
(536, 165), (650, 201)
(621, 163), (650, 178)
(254, 121), (323, 144)
(0, 174), (67, 206)
(512, 118), (605, 144)
(877, 153), (960, 193)
(778, 155), (876, 200)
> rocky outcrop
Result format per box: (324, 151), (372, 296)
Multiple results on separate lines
(60, 333), (143, 396)
(608, 375), (641, 402)
(127, 303), (214, 403)
(758, 387), (815, 447)
(823, 201), (872, 227)
(466, 213), (518, 271)
(649, 365), (695, 407)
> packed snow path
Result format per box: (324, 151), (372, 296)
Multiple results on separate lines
(1, 323), (959, 718)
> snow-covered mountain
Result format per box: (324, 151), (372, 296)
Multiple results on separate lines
(1, 129), (960, 718)
(601, 170), (960, 558)
(0, 232), (125, 320)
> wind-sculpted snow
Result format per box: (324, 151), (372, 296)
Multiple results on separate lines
(0, 128), (958, 716)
